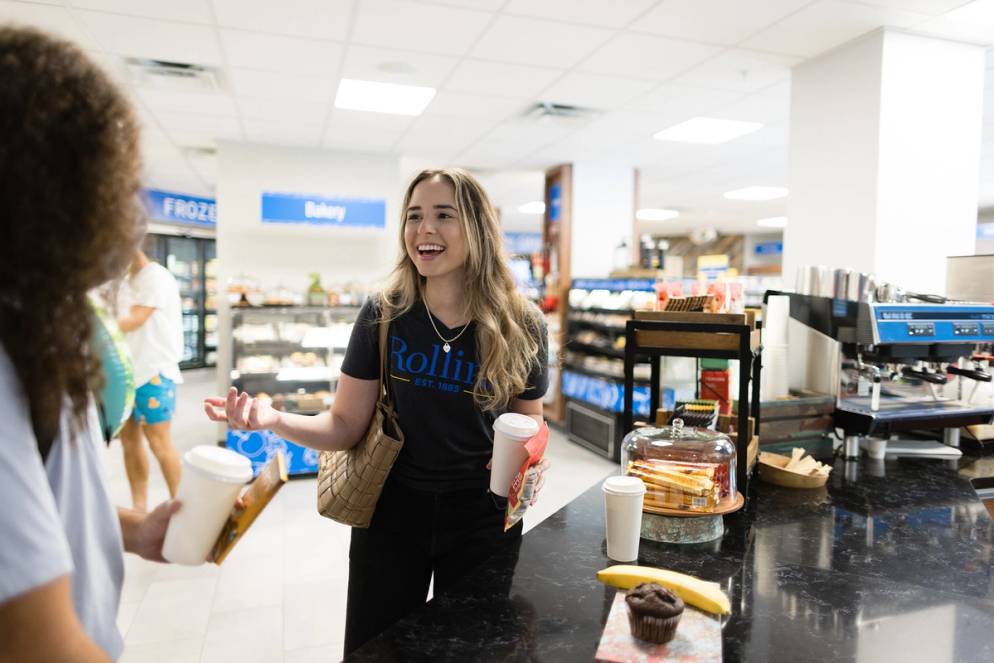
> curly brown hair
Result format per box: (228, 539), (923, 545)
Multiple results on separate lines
(0, 26), (144, 451)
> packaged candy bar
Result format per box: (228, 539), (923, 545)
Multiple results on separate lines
(504, 422), (549, 531)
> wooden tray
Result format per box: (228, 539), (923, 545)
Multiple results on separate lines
(642, 491), (744, 517)
(758, 452), (829, 489)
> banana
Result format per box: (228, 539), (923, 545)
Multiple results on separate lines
(596, 565), (731, 615)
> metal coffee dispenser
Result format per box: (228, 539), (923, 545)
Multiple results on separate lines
(773, 268), (994, 459)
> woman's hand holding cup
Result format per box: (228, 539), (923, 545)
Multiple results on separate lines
(204, 387), (282, 431)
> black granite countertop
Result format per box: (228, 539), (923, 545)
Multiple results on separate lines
(346, 446), (994, 662)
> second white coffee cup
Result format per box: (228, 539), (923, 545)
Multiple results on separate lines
(603, 475), (646, 562)
(490, 413), (540, 497)
(162, 445), (253, 565)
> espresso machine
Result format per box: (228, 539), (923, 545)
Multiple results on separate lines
(772, 267), (994, 460)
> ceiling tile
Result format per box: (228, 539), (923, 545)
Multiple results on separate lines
(672, 49), (799, 93)
(502, 0), (658, 29)
(630, 0), (811, 46)
(243, 120), (324, 147)
(845, 0), (973, 15)
(407, 114), (497, 141)
(420, 91), (524, 120)
(414, 0), (504, 10)
(341, 45), (459, 87)
(0, 1), (98, 49)
(913, 15), (994, 46)
(145, 170), (211, 196)
(167, 128), (241, 149)
(68, 0), (213, 23)
(539, 72), (657, 110)
(483, 120), (573, 147)
(625, 83), (743, 122)
(136, 89), (238, 116)
(471, 15), (614, 68)
(326, 108), (417, 134)
(237, 97), (330, 125)
(393, 134), (465, 161)
(229, 67), (337, 103)
(75, 10), (223, 63)
(352, 0), (493, 56)
(742, 1), (929, 58)
(445, 59), (563, 98)
(212, 0), (352, 41)
(577, 33), (720, 81)
(323, 127), (402, 152)
(582, 110), (678, 140)
(219, 30), (344, 78)
(154, 110), (241, 134)
(713, 82), (791, 124)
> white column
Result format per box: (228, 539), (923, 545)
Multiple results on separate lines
(784, 29), (985, 295)
(570, 161), (635, 278)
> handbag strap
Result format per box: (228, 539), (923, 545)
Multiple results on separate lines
(377, 315), (392, 406)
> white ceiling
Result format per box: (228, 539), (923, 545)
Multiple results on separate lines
(3, 0), (994, 235)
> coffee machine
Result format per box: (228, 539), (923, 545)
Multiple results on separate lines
(772, 269), (994, 459)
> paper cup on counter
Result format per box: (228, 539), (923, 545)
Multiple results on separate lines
(162, 445), (253, 565)
(602, 476), (645, 562)
(490, 413), (540, 497)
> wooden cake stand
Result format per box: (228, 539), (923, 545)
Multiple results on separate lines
(640, 492), (744, 544)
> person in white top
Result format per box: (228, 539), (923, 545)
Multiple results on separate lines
(117, 248), (185, 512)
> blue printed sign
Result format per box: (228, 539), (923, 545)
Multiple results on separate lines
(504, 232), (543, 255)
(754, 241), (783, 256)
(571, 278), (656, 292)
(261, 192), (386, 228)
(560, 370), (675, 416)
(143, 189), (216, 227)
(978, 223), (994, 240)
(549, 183), (562, 221)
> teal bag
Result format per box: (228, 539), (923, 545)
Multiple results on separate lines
(90, 299), (135, 442)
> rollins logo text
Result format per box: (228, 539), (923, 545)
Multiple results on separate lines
(390, 335), (478, 388)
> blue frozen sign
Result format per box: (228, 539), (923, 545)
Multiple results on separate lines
(143, 189), (216, 227)
(261, 192), (386, 228)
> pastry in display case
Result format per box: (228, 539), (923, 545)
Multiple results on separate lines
(225, 304), (359, 476)
(621, 419), (737, 514)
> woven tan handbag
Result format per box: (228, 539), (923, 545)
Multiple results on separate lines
(316, 317), (404, 528)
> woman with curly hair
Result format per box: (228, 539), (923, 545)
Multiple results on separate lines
(0, 26), (181, 662)
(206, 168), (550, 653)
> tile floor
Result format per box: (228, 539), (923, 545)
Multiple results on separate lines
(105, 369), (615, 662)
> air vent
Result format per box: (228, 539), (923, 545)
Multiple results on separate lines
(125, 58), (223, 92)
(521, 101), (599, 123)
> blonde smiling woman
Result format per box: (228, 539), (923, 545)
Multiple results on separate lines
(205, 168), (550, 652)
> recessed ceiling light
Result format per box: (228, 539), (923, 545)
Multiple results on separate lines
(636, 208), (679, 221)
(654, 117), (763, 144)
(334, 78), (435, 116)
(756, 216), (788, 228)
(376, 61), (417, 75)
(944, 0), (994, 28)
(518, 201), (545, 214)
(724, 186), (789, 201)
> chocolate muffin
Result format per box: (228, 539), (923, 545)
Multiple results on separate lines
(625, 583), (685, 644)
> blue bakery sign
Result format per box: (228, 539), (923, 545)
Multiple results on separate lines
(261, 192), (386, 228)
(143, 188), (216, 227)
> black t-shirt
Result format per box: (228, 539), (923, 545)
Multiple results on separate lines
(341, 296), (548, 492)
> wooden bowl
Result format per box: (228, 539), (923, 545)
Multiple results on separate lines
(758, 452), (829, 489)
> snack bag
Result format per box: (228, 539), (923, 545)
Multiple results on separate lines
(504, 423), (549, 531)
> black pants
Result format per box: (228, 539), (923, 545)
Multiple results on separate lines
(343, 477), (523, 656)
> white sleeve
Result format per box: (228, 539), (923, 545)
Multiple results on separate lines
(132, 267), (168, 310)
(0, 356), (73, 603)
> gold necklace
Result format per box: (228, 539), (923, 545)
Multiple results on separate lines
(422, 294), (471, 353)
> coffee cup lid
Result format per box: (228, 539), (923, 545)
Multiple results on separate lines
(185, 445), (253, 483)
(493, 413), (539, 439)
(602, 475), (646, 496)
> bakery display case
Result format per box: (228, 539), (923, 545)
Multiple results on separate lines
(224, 304), (359, 476)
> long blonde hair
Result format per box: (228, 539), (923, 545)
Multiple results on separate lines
(381, 168), (543, 412)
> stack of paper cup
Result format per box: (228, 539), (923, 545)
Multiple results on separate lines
(602, 476), (645, 562)
(762, 295), (791, 400)
(162, 445), (253, 565)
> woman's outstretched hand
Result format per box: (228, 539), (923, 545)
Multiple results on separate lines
(204, 387), (282, 431)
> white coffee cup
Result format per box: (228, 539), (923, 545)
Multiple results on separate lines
(162, 445), (253, 565)
(602, 476), (646, 562)
(490, 413), (540, 497)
